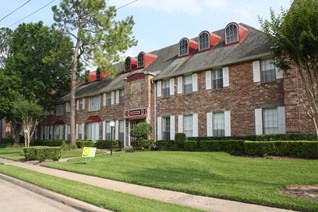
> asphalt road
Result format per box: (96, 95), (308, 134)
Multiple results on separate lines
(0, 178), (81, 212)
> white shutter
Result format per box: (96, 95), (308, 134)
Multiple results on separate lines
(111, 91), (115, 105)
(192, 73), (198, 92)
(116, 91), (120, 104)
(193, 113), (198, 137)
(123, 120), (126, 146)
(95, 123), (100, 142)
(76, 124), (79, 140)
(177, 76), (183, 94)
(82, 98), (85, 110)
(103, 93), (106, 106)
(102, 121), (106, 140)
(157, 117), (162, 140)
(278, 106), (286, 133)
(157, 80), (162, 97)
(276, 68), (283, 79)
(206, 71), (211, 90)
(253, 60), (261, 83)
(224, 111), (231, 136)
(169, 78), (174, 96)
(170, 115), (175, 140)
(76, 99), (79, 110)
(178, 115), (183, 132)
(64, 125), (68, 140)
(206, 112), (213, 136)
(255, 108), (263, 135)
(82, 123), (85, 140)
(115, 120), (119, 140)
(223, 67), (229, 87)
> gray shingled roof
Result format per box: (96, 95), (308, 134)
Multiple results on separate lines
(60, 23), (271, 102)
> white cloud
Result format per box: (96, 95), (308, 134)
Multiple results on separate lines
(203, 0), (229, 10)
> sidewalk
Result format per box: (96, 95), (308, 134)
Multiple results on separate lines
(0, 158), (294, 212)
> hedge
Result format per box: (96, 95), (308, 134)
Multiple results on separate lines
(199, 140), (245, 155)
(95, 140), (121, 149)
(155, 140), (175, 150)
(23, 146), (62, 161)
(43, 140), (66, 147)
(184, 141), (197, 151)
(131, 139), (153, 150)
(244, 140), (318, 158)
(76, 140), (95, 148)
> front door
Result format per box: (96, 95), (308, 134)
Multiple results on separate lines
(126, 119), (145, 146)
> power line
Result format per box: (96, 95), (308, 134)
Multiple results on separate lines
(0, 0), (31, 22)
(9, 0), (56, 28)
(117, 0), (139, 10)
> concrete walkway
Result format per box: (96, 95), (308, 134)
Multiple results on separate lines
(0, 158), (295, 212)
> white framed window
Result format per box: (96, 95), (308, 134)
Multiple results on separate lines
(162, 79), (170, 97)
(77, 98), (85, 110)
(65, 102), (70, 113)
(54, 125), (63, 140)
(87, 122), (100, 142)
(213, 112), (225, 136)
(255, 107), (286, 135)
(225, 23), (238, 44)
(212, 69), (223, 89)
(105, 121), (111, 140)
(105, 92), (111, 106)
(183, 115), (193, 137)
(207, 111), (231, 136)
(77, 123), (84, 140)
(119, 120), (125, 145)
(162, 116), (171, 140)
(125, 57), (131, 71)
(261, 59), (276, 82)
(89, 95), (100, 111)
(179, 38), (189, 56)
(137, 52), (144, 68)
(119, 90), (124, 104)
(55, 105), (64, 117)
(183, 75), (193, 94)
(199, 31), (209, 51)
(65, 125), (70, 141)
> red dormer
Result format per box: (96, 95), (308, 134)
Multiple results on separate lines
(86, 71), (96, 83)
(225, 22), (248, 46)
(137, 52), (158, 69)
(198, 30), (222, 52)
(96, 67), (107, 81)
(178, 37), (198, 57)
(125, 56), (137, 72)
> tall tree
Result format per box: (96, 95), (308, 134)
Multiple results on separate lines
(0, 27), (13, 67)
(52, 0), (137, 144)
(260, 0), (318, 138)
(0, 22), (73, 144)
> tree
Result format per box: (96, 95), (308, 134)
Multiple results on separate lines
(260, 0), (318, 138)
(12, 96), (45, 147)
(0, 22), (73, 145)
(0, 27), (13, 67)
(52, 0), (137, 144)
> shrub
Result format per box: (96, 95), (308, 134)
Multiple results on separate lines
(23, 146), (62, 161)
(95, 140), (120, 149)
(62, 144), (77, 151)
(184, 140), (197, 151)
(0, 138), (14, 144)
(130, 122), (152, 140)
(175, 133), (186, 149)
(131, 139), (153, 150)
(244, 140), (318, 158)
(199, 140), (245, 154)
(43, 140), (66, 147)
(155, 140), (175, 150)
(30, 139), (45, 146)
(76, 140), (95, 148)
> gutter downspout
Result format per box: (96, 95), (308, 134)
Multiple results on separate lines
(152, 80), (157, 142)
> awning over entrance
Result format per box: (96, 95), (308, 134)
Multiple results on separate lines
(86, 115), (102, 123)
(54, 120), (65, 125)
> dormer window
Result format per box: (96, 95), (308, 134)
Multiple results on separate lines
(179, 38), (189, 56)
(137, 52), (144, 68)
(199, 31), (209, 51)
(125, 57), (131, 71)
(225, 23), (239, 44)
(96, 68), (101, 80)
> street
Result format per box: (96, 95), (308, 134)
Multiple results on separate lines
(0, 178), (81, 212)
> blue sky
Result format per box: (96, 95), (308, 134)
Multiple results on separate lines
(0, 0), (292, 60)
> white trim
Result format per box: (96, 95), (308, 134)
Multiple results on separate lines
(103, 93), (106, 106)
(157, 117), (162, 140)
(206, 112), (213, 136)
(115, 120), (119, 140)
(253, 60), (261, 83)
(170, 115), (175, 140)
(177, 76), (183, 94)
(116, 90), (120, 104)
(255, 108), (263, 135)
(224, 111), (231, 136)
(193, 113), (198, 137)
(178, 115), (183, 132)
(169, 78), (174, 96)
(223, 67), (229, 87)
(157, 80), (162, 97)
(278, 106), (286, 133)
(111, 91), (115, 105)
(81, 123), (85, 140)
(205, 70), (211, 90)
(102, 121), (106, 140)
(192, 73), (198, 92)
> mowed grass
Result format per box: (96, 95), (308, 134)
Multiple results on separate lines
(0, 165), (201, 212)
(43, 151), (318, 211)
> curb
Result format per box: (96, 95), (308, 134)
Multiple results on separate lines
(0, 173), (111, 212)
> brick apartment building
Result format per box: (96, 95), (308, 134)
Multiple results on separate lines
(40, 22), (314, 147)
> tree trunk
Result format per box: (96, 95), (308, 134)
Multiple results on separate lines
(12, 121), (21, 146)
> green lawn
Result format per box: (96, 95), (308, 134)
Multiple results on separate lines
(0, 165), (199, 212)
(43, 151), (318, 212)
